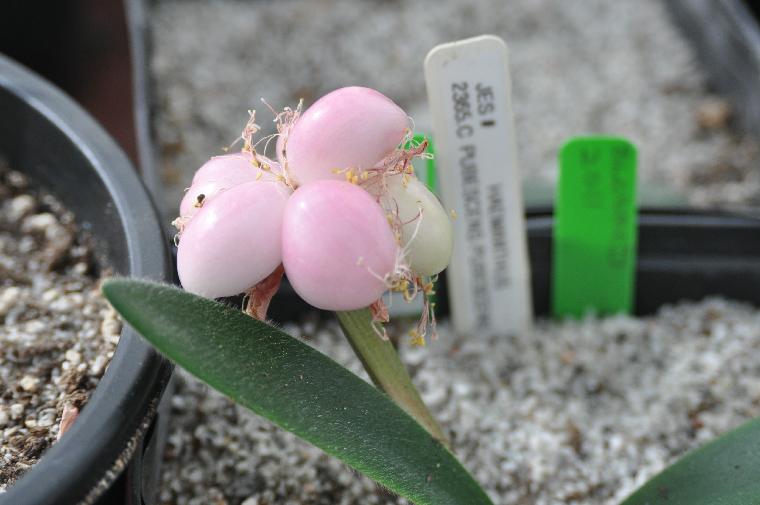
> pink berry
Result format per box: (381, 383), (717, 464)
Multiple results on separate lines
(285, 87), (409, 186)
(179, 152), (279, 218)
(282, 180), (398, 310)
(177, 180), (291, 298)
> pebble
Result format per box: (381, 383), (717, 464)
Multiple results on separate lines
(100, 310), (121, 338)
(41, 288), (59, 303)
(6, 195), (34, 223)
(50, 296), (74, 312)
(697, 97), (732, 130)
(24, 320), (46, 335)
(36, 411), (56, 429)
(65, 350), (82, 365)
(90, 355), (108, 376)
(19, 376), (39, 393)
(20, 213), (57, 234)
(0, 287), (20, 318)
(9, 405), (23, 420)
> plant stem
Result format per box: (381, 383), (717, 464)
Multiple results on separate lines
(336, 309), (450, 449)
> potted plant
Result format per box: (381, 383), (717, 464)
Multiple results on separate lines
(0, 54), (173, 505)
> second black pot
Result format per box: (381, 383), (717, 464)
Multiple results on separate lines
(526, 208), (760, 316)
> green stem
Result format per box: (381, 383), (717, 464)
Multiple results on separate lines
(336, 309), (449, 449)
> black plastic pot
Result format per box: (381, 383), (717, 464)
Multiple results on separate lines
(525, 208), (760, 316)
(0, 55), (173, 505)
(667, 0), (760, 134)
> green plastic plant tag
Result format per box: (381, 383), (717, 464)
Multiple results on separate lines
(552, 136), (638, 318)
(409, 133), (437, 192)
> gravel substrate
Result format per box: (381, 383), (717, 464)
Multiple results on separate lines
(0, 170), (121, 492)
(150, 0), (760, 211)
(160, 298), (760, 505)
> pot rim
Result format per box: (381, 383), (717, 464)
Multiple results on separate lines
(0, 55), (173, 505)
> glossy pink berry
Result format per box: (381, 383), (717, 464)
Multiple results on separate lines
(281, 180), (399, 310)
(285, 87), (409, 186)
(177, 180), (291, 298)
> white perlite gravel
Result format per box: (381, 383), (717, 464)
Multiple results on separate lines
(150, 0), (760, 211)
(0, 170), (121, 491)
(160, 298), (760, 505)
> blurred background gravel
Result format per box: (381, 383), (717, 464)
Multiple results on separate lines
(150, 0), (760, 213)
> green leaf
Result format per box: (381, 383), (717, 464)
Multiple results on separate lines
(102, 279), (492, 505)
(620, 417), (760, 505)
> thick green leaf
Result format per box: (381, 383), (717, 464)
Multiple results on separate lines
(102, 279), (492, 505)
(620, 417), (760, 505)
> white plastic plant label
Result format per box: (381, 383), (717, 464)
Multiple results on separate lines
(424, 34), (532, 337)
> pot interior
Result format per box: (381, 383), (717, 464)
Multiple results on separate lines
(0, 87), (128, 274)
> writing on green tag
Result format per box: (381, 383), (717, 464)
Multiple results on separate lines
(552, 136), (638, 318)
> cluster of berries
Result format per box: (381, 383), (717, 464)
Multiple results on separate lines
(174, 87), (453, 341)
